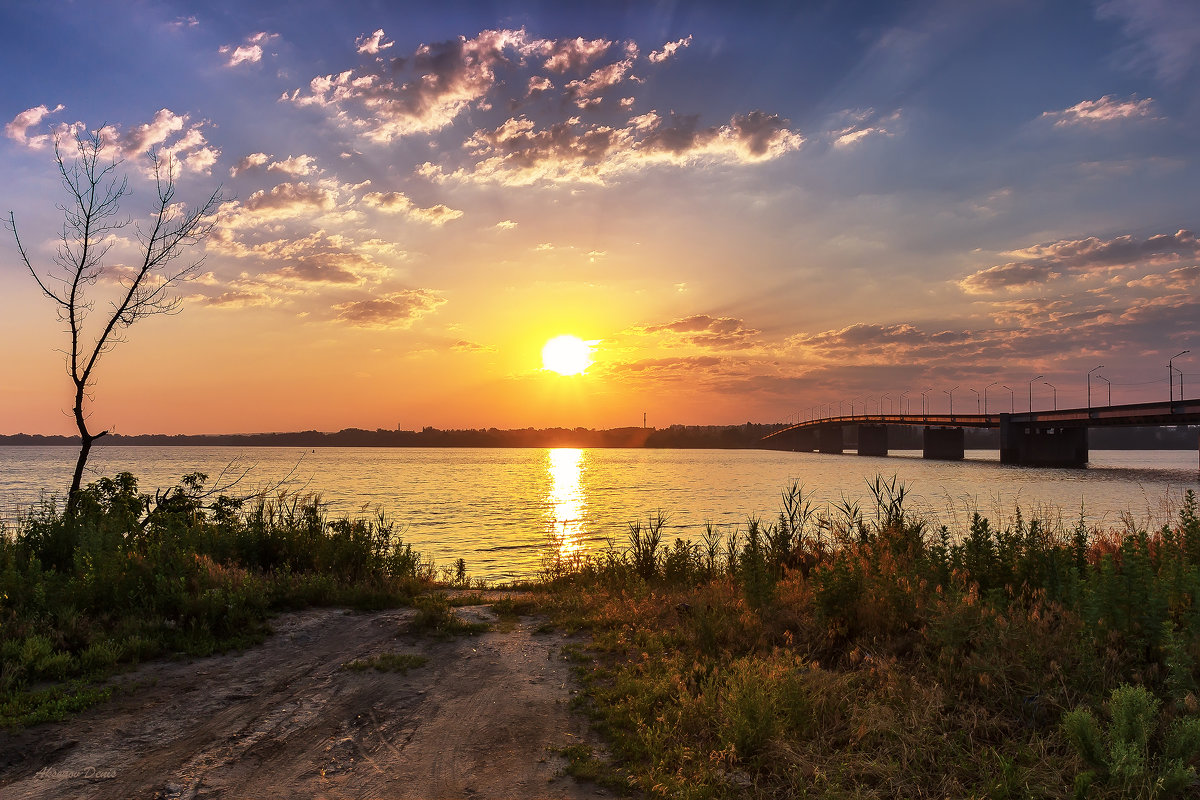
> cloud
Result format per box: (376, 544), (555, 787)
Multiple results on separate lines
(830, 108), (901, 147)
(282, 25), (789, 162)
(959, 229), (1200, 293)
(648, 35), (693, 63)
(1040, 95), (1156, 127)
(242, 181), (338, 218)
(356, 29), (394, 55)
(333, 289), (446, 328)
(493, 219), (518, 230)
(361, 191), (464, 224)
(283, 28), (539, 141)
(564, 58), (637, 107)
(792, 323), (968, 352)
(607, 355), (723, 375)
(8, 108), (221, 175)
(540, 36), (612, 72)
(1098, 0), (1200, 81)
(639, 315), (762, 350)
(5, 104), (64, 148)
(230, 152), (271, 177)
(451, 339), (496, 352)
(167, 16), (199, 32)
(272, 252), (380, 285)
(1126, 265), (1200, 289)
(219, 31), (279, 67)
(209, 228), (391, 285)
(192, 288), (279, 309)
(267, 154), (318, 176)
(432, 109), (802, 186)
(526, 76), (553, 98)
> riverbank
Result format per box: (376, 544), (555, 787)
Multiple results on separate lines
(4, 472), (1200, 797)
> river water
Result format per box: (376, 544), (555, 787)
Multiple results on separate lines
(1, 446), (1197, 582)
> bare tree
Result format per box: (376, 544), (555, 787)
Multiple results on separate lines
(7, 130), (222, 513)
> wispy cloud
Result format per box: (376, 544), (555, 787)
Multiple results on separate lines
(1098, 0), (1200, 81)
(219, 32), (279, 67)
(1040, 95), (1156, 127)
(829, 108), (901, 147)
(648, 35), (692, 64)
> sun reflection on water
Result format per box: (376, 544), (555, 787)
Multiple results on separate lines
(546, 448), (587, 560)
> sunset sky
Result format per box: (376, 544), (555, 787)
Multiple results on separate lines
(2, 0), (1198, 435)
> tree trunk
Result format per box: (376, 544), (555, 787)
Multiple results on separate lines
(66, 391), (106, 515)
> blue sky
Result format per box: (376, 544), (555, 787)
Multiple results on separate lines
(1, 0), (1198, 433)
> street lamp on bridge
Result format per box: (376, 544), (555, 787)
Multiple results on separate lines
(1028, 374), (1043, 412)
(944, 386), (958, 416)
(899, 390), (909, 415)
(984, 381), (999, 415)
(1043, 381), (1057, 411)
(1087, 365), (1104, 410)
(920, 387), (933, 418)
(881, 393), (891, 414)
(1002, 385), (1014, 412)
(969, 387), (980, 414)
(1096, 374), (1111, 406)
(1170, 350), (1190, 401)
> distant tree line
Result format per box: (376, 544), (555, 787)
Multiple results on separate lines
(0, 423), (1195, 449)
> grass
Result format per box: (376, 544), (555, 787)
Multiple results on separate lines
(342, 652), (428, 673)
(532, 481), (1200, 799)
(0, 470), (434, 729)
(406, 594), (491, 638)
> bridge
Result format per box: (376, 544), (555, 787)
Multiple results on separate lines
(761, 399), (1200, 467)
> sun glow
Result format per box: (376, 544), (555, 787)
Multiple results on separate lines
(541, 335), (592, 375)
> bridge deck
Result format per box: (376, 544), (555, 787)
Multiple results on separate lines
(764, 399), (1200, 441)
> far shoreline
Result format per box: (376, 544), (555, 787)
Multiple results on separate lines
(2, 421), (1198, 450)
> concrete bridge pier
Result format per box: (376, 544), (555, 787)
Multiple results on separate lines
(923, 426), (965, 460)
(794, 428), (817, 452)
(858, 424), (888, 457)
(817, 425), (844, 454)
(999, 416), (1088, 466)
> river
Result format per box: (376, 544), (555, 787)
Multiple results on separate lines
(1, 446), (1197, 582)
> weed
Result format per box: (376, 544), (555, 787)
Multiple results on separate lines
(406, 595), (490, 638)
(342, 652), (428, 673)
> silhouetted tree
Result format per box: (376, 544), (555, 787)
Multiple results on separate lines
(7, 130), (221, 512)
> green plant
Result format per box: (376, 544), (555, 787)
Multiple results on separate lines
(1063, 684), (1200, 798)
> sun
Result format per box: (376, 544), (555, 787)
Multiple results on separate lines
(542, 335), (592, 376)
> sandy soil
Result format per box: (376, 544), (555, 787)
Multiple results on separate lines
(0, 597), (612, 800)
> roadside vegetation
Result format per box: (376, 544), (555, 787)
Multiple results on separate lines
(537, 479), (1200, 798)
(0, 471), (430, 728)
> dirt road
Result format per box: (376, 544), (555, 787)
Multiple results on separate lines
(0, 598), (611, 799)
